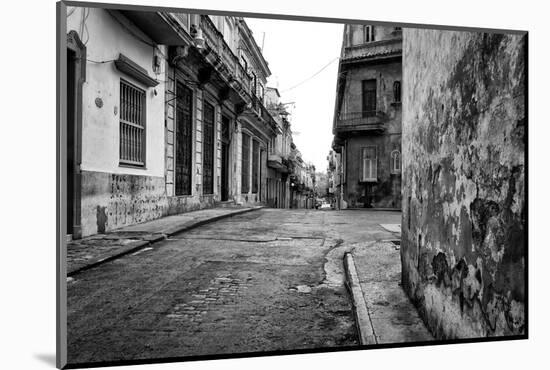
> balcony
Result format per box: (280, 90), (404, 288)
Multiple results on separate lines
(118, 11), (193, 46)
(341, 37), (402, 65)
(199, 16), (253, 97)
(267, 152), (289, 173)
(334, 111), (386, 136)
(240, 93), (278, 133)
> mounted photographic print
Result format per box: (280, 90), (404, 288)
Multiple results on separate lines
(56, 1), (527, 368)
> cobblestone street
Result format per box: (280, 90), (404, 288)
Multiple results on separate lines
(67, 208), (407, 364)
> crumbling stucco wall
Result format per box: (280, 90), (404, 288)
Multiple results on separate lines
(81, 171), (168, 236)
(401, 29), (526, 338)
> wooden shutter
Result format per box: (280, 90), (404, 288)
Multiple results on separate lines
(362, 147), (377, 181)
(242, 133), (250, 193)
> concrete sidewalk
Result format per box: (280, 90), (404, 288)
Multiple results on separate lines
(66, 206), (263, 276)
(344, 224), (433, 345)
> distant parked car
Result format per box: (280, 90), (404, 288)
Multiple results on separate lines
(320, 202), (331, 209)
(314, 198), (323, 209)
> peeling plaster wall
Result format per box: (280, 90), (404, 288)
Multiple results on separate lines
(401, 29), (526, 338)
(81, 171), (168, 236)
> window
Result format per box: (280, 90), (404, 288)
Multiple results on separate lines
(241, 133), (250, 193)
(203, 101), (215, 195)
(362, 146), (377, 182)
(269, 136), (276, 154)
(252, 140), (259, 193)
(175, 82), (193, 196)
(362, 79), (377, 117)
(364, 25), (375, 43)
(394, 26), (402, 31)
(240, 56), (248, 71)
(120, 79), (146, 166)
(393, 81), (401, 103)
(391, 150), (401, 173)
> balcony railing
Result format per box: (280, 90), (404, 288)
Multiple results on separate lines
(180, 16), (275, 129)
(335, 111), (386, 132)
(342, 37), (402, 62)
(199, 16), (253, 92)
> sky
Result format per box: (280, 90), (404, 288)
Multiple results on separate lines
(244, 17), (344, 173)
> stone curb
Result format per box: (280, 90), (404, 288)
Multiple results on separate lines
(343, 252), (377, 345)
(67, 207), (263, 277)
(67, 240), (150, 277)
(344, 208), (401, 212)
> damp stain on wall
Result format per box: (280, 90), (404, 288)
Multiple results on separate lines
(401, 29), (526, 338)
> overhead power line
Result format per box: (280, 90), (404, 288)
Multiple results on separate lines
(280, 57), (340, 93)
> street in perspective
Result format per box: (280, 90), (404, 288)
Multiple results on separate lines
(67, 209), (432, 363)
(63, 5), (526, 367)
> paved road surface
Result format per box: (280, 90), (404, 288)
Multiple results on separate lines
(67, 209), (401, 365)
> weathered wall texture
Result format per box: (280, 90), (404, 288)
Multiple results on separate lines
(345, 135), (401, 208)
(401, 29), (526, 338)
(81, 171), (168, 236)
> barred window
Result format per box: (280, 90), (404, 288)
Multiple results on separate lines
(120, 80), (146, 166)
(242, 133), (250, 193)
(203, 101), (215, 195)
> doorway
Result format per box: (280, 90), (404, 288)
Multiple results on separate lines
(221, 115), (231, 201)
(175, 82), (193, 196)
(66, 31), (85, 239)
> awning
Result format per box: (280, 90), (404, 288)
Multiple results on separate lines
(119, 11), (193, 46)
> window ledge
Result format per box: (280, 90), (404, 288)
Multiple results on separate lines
(119, 162), (147, 170)
(115, 54), (159, 88)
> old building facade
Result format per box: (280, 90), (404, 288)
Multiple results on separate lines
(289, 147), (316, 209)
(401, 29), (526, 338)
(66, 8), (169, 238)
(332, 24), (403, 209)
(66, 8), (279, 238)
(161, 14), (277, 214)
(265, 87), (293, 208)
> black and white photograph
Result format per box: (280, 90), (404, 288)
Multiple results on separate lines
(7, 0), (550, 368)
(55, 1), (529, 368)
